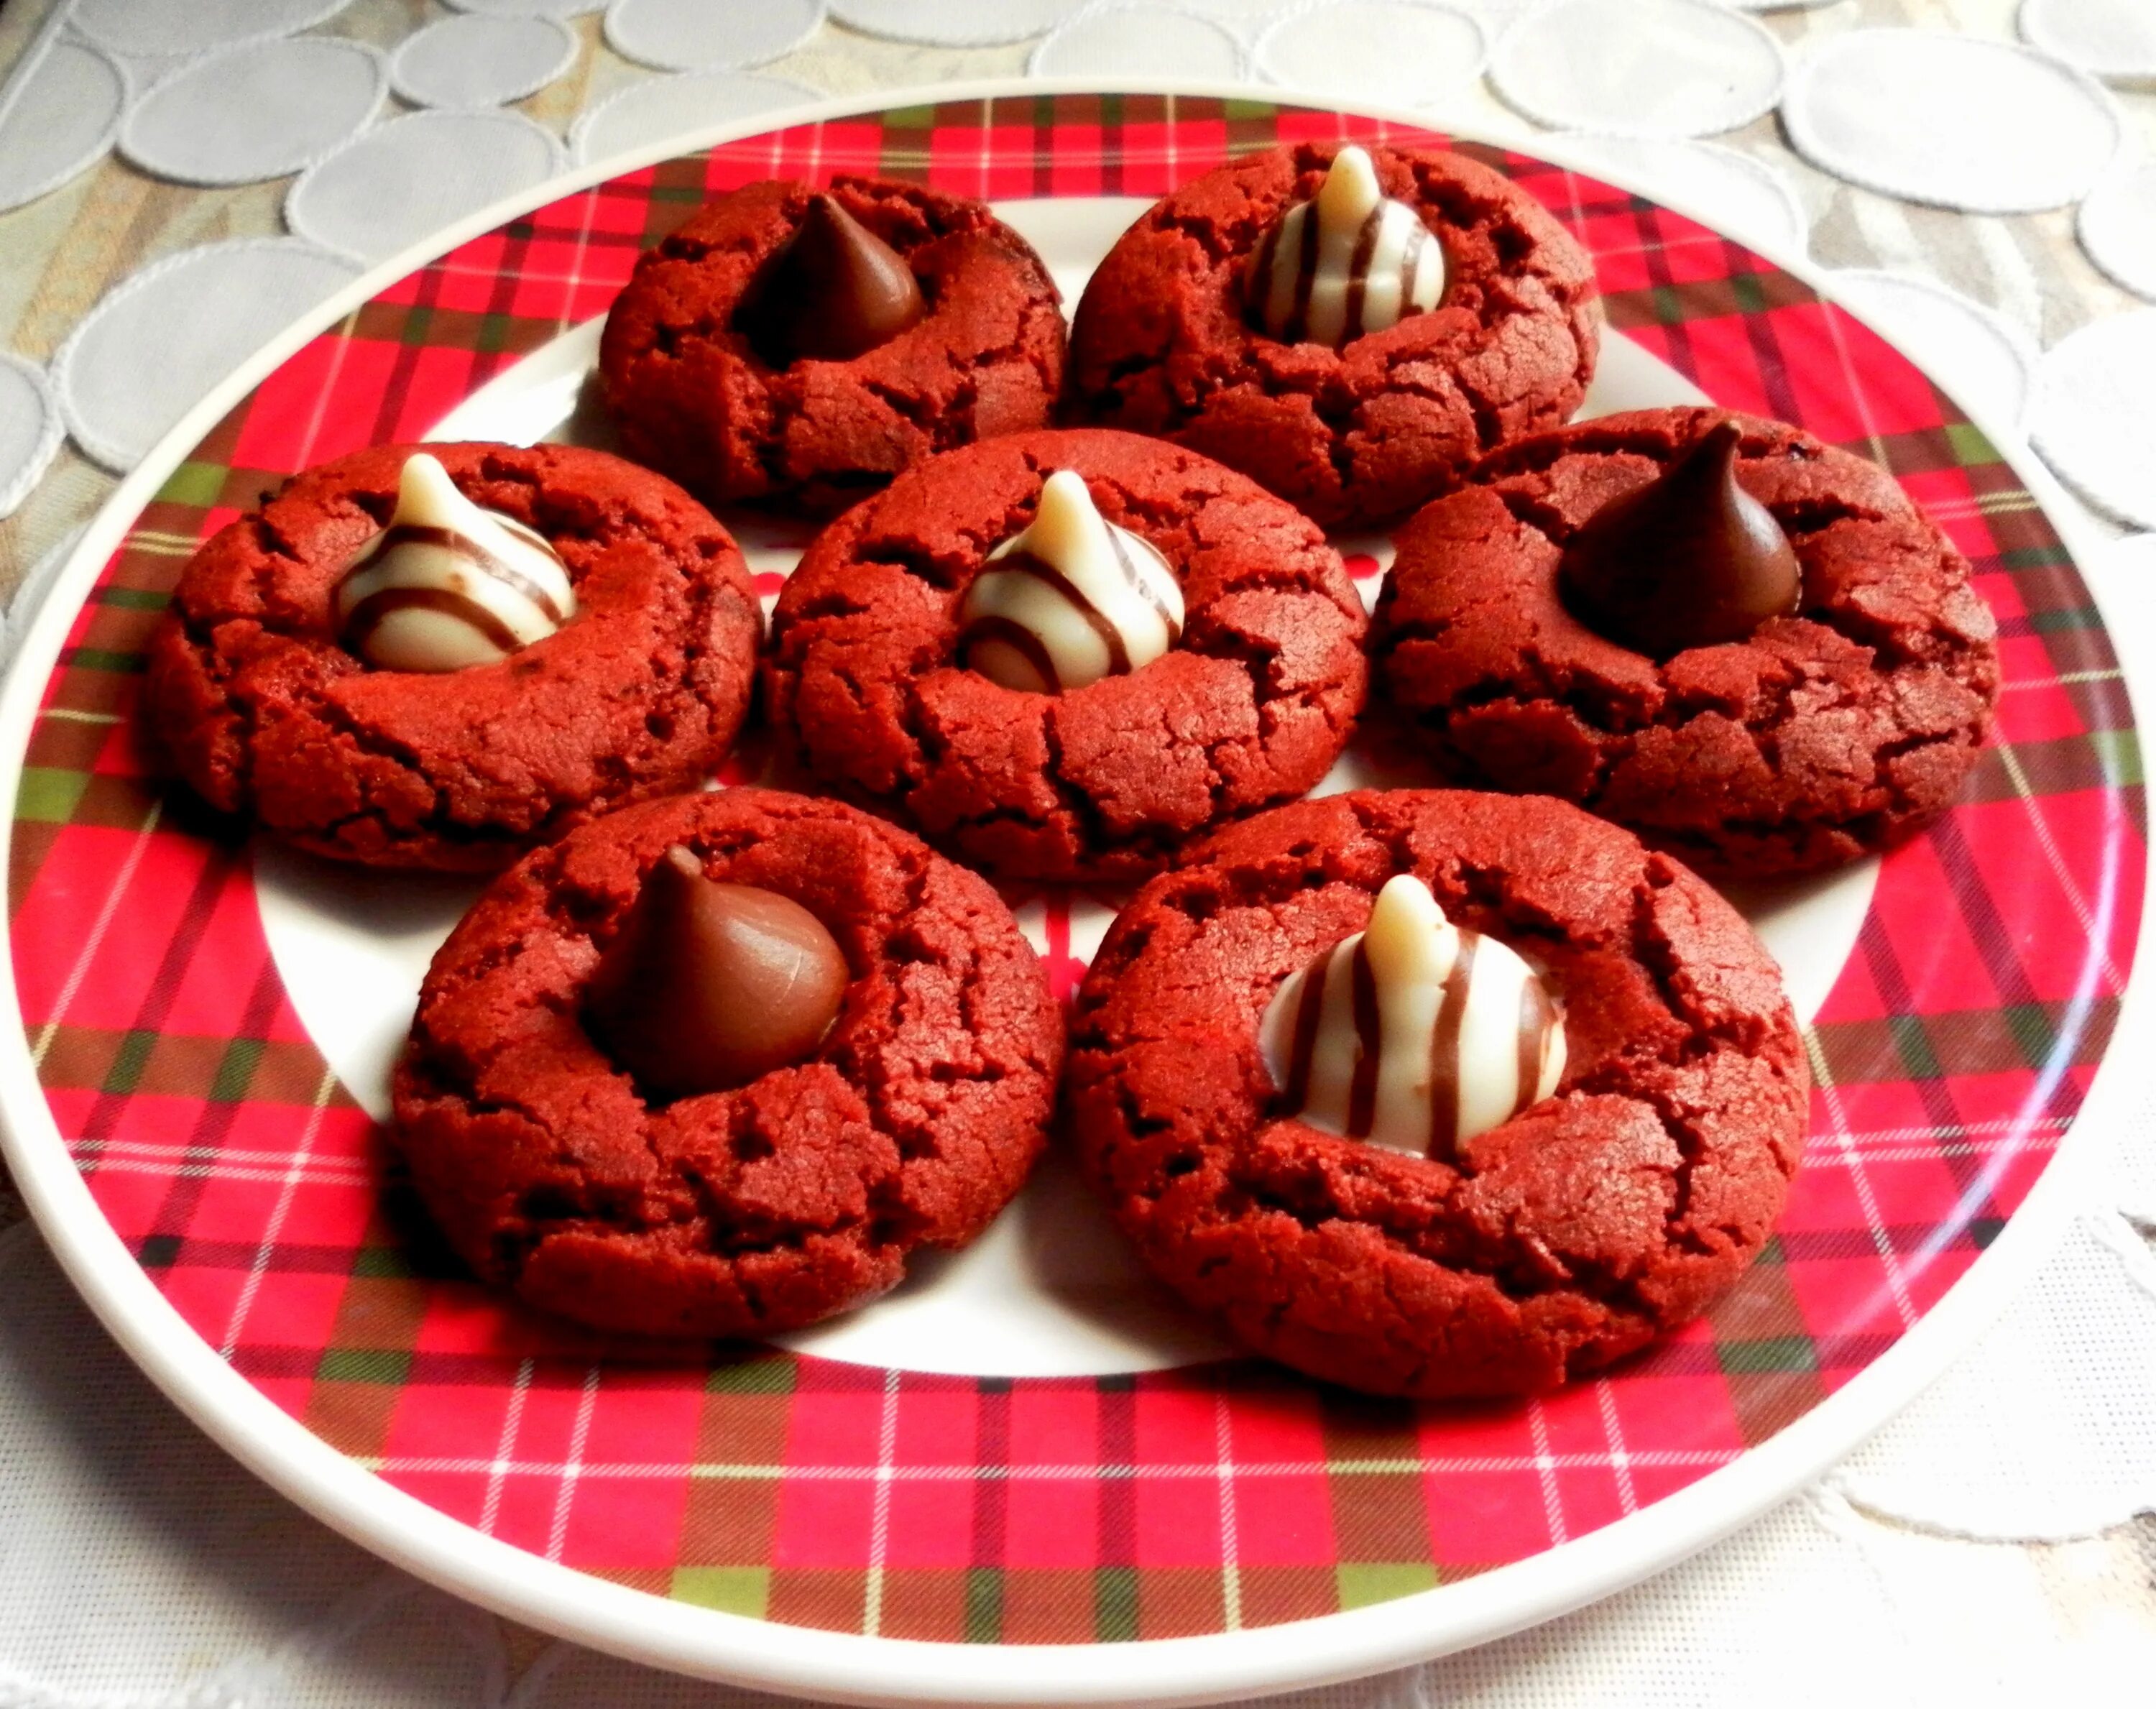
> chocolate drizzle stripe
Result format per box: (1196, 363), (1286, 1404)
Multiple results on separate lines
(1427, 931), (1475, 1156)
(1516, 977), (1553, 1109)
(1344, 206), (1382, 341)
(340, 585), (523, 658)
(1281, 952), (1330, 1115)
(957, 613), (1063, 693)
(1250, 221), (1284, 326)
(1345, 939), (1380, 1137)
(1105, 528), (1181, 642)
(1285, 203), (1320, 344)
(984, 551), (1130, 676)
(354, 522), (568, 622)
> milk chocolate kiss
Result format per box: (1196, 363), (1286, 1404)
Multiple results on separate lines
(746, 193), (926, 366)
(584, 847), (849, 1100)
(1558, 420), (1802, 658)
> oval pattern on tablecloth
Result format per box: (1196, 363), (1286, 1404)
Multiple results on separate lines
(0, 354), (62, 523)
(389, 12), (579, 110)
(1033, 5), (1247, 78)
(2077, 155), (2156, 300)
(0, 40), (127, 215)
(604, 0), (825, 72)
(6, 99), (2139, 1659)
(2030, 308), (2156, 529)
(116, 37), (385, 187)
(831, 0), (1082, 44)
(286, 111), (566, 266)
(69, 0), (354, 57)
(51, 239), (361, 472)
(1782, 29), (2122, 214)
(446, 0), (604, 14)
(2019, 0), (2156, 87)
(1253, 3), (1485, 109)
(569, 71), (818, 167)
(1489, 0), (1785, 137)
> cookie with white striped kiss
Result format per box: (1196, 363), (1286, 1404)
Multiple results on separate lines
(145, 441), (761, 872)
(1066, 788), (1807, 1399)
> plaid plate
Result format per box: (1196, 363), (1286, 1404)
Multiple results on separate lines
(7, 97), (2142, 1644)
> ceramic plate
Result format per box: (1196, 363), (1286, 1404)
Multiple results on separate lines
(0, 86), (2142, 1705)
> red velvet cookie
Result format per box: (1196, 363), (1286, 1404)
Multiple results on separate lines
(1065, 789), (1808, 1399)
(144, 441), (760, 872)
(1370, 408), (2001, 878)
(393, 787), (1064, 1340)
(765, 428), (1370, 884)
(599, 175), (1067, 516)
(1067, 141), (1601, 533)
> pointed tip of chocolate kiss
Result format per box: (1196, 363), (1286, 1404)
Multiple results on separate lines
(584, 845), (849, 1101)
(744, 190), (927, 367)
(1557, 418), (1802, 658)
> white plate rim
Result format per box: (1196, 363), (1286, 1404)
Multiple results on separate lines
(0, 77), (2146, 1708)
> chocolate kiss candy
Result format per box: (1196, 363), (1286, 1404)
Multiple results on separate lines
(333, 453), (576, 673)
(1243, 144), (1445, 349)
(1260, 873), (1565, 1158)
(746, 192), (927, 366)
(584, 847), (849, 1100)
(957, 469), (1184, 694)
(1557, 420), (1802, 657)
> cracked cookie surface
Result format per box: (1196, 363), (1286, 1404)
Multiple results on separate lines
(144, 442), (761, 872)
(1067, 141), (1602, 533)
(600, 175), (1067, 517)
(1370, 408), (2000, 878)
(393, 787), (1064, 1340)
(1065, 789), (1807, 1399)
(765, 428), (1370, 884)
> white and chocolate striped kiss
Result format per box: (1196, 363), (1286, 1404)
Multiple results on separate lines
(957, 469), (1184, 694)
(333, 453), (577, 673)
(1261, 873), (1565, 1158)
(1243, 144), (1445, 349)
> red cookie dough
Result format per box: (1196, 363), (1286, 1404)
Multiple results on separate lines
(1067, 141), (1602, 533)
(599, 175), (1067, 516)
(765, 428), (1370, 884)
(1370, 408), (2001, 878)
(394, 787), (1064, 1340)
(1065, 789), (1808, 1399)
(144, 442), (761, 872)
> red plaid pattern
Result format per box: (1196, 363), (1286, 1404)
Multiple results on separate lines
(8, 97), (2140, 1644)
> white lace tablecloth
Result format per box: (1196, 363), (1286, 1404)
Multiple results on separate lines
(0, 0), (2152, 1704)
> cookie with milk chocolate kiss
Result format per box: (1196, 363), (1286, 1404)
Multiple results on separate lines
(1370, 407), (2000, 879)
(392, 787), (1064, 1340)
